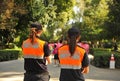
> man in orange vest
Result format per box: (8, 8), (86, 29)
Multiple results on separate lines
(22, 22), (51, 81)
(58, 27), (89, 81)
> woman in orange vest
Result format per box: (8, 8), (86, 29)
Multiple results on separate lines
(22, 23), (51, 81)
(58, 27), (89, 81)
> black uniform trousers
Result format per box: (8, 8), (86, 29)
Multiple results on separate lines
(24, 72), (50, 81)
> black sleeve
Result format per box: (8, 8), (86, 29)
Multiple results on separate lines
(43, 42), (50, 57)
(82, 53), (89, 68)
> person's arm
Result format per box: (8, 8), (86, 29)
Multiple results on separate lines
(81, 53), (89, 74)
(81, 66), (89, 74)
(45, 56), (51, 64)
(44, 42), (51, 64)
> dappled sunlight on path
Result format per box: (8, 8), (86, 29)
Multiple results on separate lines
(0, 72), (23, 81)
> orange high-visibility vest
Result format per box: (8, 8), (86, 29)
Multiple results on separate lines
(58, 45), (85, 69)
(22, 38), (45, 59)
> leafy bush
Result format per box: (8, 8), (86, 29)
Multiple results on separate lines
(89, 48), (94, 55)
(0, 49), (22, 62)
(115, 53), (120, 68)
(91, 48), (120, 68)
(103, 42), (113, 48)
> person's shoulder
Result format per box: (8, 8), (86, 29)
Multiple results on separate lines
(37, 39), (46, 43)
(59, 44), (67, 49)
(57, 43), (63, 47)
(23, 38), (30, 43)
(77, 45), (86, 51)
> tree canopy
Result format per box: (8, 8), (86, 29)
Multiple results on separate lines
(0, 0), (120, 48)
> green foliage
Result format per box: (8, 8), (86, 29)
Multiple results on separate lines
(55, 0), (75, 12)
(83, 0), (110, 40)
(41, 28), (54, 42)
(0, 29), (15, 46)
(103, 42), (113, 48)
(114, 54), (120, 68)
(0, 49), (22, 62)
(16, 28), (29, 47)
(0, 0), (77, 45)
(1, 0), (120, 46)
(26, 0), (58, 42)
(92, 48), (120, 68)
(50, 0), (76, 41)
(105, 0), (120, 40)
(54, 0), (76, 28)
(0, 0), (28, 47)
(29, 0), (46, 21)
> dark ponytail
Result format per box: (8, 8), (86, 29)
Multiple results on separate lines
(29, 28), (36, 44)
(68, 36), (76, 56)
(29, 23), (43, 44)
(67, 27), (80, 56)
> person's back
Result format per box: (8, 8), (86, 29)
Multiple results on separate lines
(22, 23), (51, 81)
(52, 42), (62, 66)
(52, 44), (57, 55)
(58, 27), (89, 81)
(23, 38), (48, 73)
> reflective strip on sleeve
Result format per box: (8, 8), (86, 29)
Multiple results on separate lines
(23, 54), (44, 59)
(60, 64), (81, 69)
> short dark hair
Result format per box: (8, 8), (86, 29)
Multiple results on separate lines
(68, 27), (80, 38)
(30, 23), (43, 30)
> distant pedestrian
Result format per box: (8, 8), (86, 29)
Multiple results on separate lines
(58, 27), (89, 81)
(79, 41), (90, 54)
(22, 22), (51, 81)
(52, 44), (59, 66)
(52, 40), (63, 67)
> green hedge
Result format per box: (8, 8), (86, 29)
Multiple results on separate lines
(92, 48), (120, 68)
(0, 49), (22, 62)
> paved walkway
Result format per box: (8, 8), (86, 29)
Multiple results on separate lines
(0, 59), (120, 81)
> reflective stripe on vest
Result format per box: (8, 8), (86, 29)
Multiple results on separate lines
(22, 42), (39, 48)
(61, 64), (82, 69)
(23, 54), (43, 59)
(59, 52), (80, 59)
(58, 45), (85, 69)
(22, 39), (45, 59)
